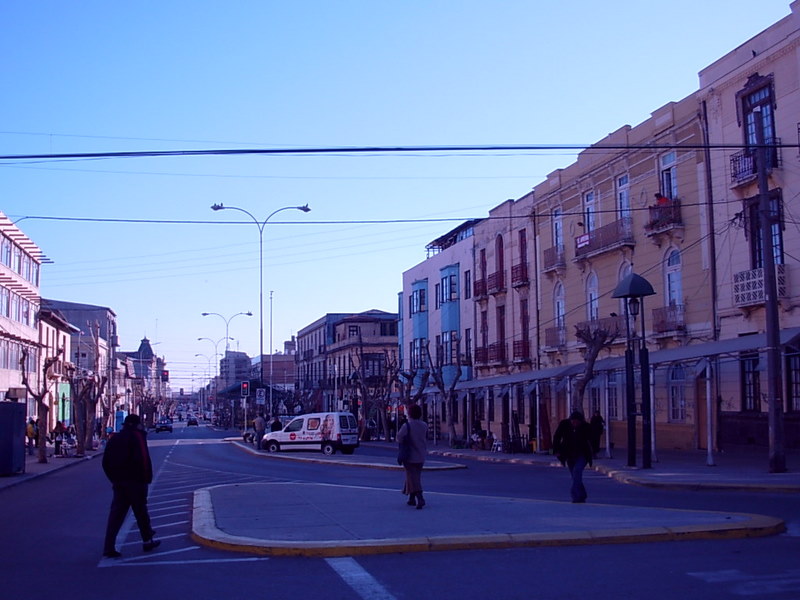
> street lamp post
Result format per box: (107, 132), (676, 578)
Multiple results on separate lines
(210, 203), (311, 390)
(612, 273), (655, 468)
(201, 311), (253, 352)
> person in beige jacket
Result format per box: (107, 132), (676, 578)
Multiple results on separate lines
(397, 403), (428, 509)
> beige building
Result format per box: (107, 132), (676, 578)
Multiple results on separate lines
(698, 1), (800, 447)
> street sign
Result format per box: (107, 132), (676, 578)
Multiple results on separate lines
(256, 388), (266, 405)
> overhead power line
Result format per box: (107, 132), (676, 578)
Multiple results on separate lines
(0, 142), (796, 162)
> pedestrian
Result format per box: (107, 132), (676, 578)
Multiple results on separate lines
(101, 413), (160, 559)
(25, 419), (36, 455)
(270, 416), (282, 432)
(397, 404), (428, 509)
(52, 421), (66, 456)
(589, 410), (605, 457)
(253, 414), (266, 448)
(552, 410), (593, 503)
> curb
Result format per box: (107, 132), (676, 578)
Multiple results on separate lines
(190, 486), (786, 557)
(0, 451), (102, 493)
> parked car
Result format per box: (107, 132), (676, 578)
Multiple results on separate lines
(154, 419), (173, 433)
(260, 412), (359, 455)
(187, 416), (199, 426)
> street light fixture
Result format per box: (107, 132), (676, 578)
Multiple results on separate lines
(201, 311), (253, 352)
(612, 272), (655, 469)
(210, 203), (311, 389)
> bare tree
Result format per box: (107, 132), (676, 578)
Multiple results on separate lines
(20, 345), (65, 464)
(572, 322), (618, 414)
(424, 339), (463, 446)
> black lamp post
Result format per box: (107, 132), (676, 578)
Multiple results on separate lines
(612, 273), (655, 468)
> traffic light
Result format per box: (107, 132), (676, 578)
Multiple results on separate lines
(161, 370), (169, 382)
(241, 381), (250, 397)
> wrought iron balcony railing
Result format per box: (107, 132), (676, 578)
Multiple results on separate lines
(574, 217), (634, 260)
(733, 264), (788, 308)
(730, 138), (781, 185)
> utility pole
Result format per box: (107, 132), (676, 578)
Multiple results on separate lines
(754, 107), (786, 473)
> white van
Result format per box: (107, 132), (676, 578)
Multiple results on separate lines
(260, 412), (359, 455)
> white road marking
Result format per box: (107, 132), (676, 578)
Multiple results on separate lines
(326, 557), (397, 600)
(688, 569), (800, 596)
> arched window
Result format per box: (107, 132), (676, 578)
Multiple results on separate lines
(495, 234), (504, 273)
(669, 365), (686, 422)
(586, 272), (599, 321)
(554, 283), (566, 346)
(665, 249), (682, 306)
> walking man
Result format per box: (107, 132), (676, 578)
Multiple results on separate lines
(552, 410), (594, 503)
(102, 414), (160, 558)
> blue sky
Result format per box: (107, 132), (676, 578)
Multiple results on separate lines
(0, 1), (791, 391)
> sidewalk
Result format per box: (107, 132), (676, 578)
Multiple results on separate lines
(0, 448), (102, 492)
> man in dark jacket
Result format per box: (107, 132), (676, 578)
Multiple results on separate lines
(102, 414), (160, 558)
(552, 410), (594, 503)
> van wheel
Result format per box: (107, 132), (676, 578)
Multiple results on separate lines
(267, 441), (280, 453)
(322, 443), (335, 456)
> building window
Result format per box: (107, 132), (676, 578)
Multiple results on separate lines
(660, 151), (677, 199)
(553, 208), (563, 248)
(409, 288), (427, 314)
(617, 174), (631, 219)
(740, 352), (760, 412)
(464, 270), (472, 299)
(348, 325), (360, 338)
(786, 353), (800, 413)
(742, 75), (776, 149)
(495, 235), (504, 273)
(441, 330), (459, 365)
(665, 249), (683, 306)
(607, 371), (619, 420)
(746, 189), (784, 269)
(441, 273), (458, 303)
(586, 272), (599, 321)
(583, 191), (597, 232)
(434, 283), (441, 310)
(464, 328), (472, 363)
(554, 282), (565, 331)
(668, 365), (686, 422)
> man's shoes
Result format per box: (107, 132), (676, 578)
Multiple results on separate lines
(103, 550), (122, 559)
(142, 539), (161, 552)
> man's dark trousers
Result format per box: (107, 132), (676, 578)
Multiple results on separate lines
(103, 481), (154, 553)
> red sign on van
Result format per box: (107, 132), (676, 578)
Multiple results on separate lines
(290, 433), (297, 440)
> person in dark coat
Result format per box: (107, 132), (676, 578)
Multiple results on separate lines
(102, 414), (159, 558)
(552, 410), (594, 503)
(397, 404), (428, 509)
(589, 410), (605, 457)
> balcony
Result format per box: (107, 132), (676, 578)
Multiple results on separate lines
(488, 342), (507, 364)
(575, 314), (624, 338)
(511, 262), (529, 287)
(733, 264), (789, 308)
(512, 340), (531, 362)
(544, 326), (566, 349)
(730, 138), (781, 186)
(474, 346), (488, 365)
(574, 217), (634, 260)
(652, 304), (686, 334)
(473, 278), (487, 299)
(543, 244), (566, 273)
(645, 199), (683, 235)
(487, 271), (506, 295)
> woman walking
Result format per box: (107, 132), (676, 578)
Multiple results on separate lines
(397, 404), (428, 509)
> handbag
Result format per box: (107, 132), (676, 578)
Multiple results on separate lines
(397, 423), (412, 465)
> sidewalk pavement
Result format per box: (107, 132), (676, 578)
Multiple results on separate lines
(4, 440), (796, 557)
